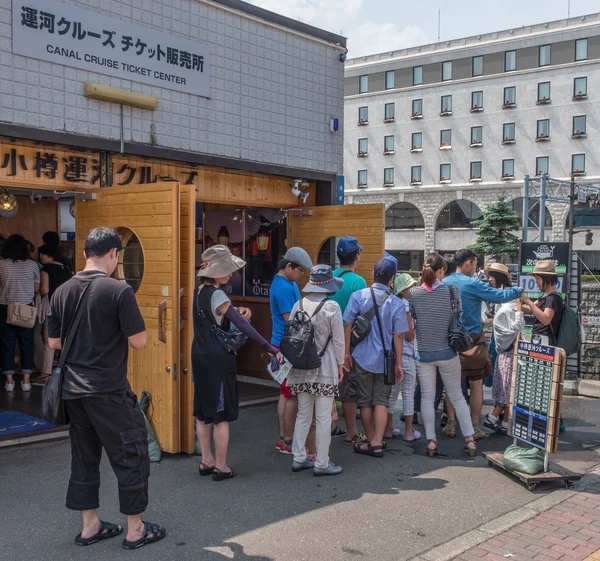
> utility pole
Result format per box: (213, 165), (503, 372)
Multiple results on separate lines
(567, 175), (575, 297)
(568, 0), (571, 18)
(540, 173), (548, 242)
(523, 175), (530, 243)
(438, 9), (441, 41)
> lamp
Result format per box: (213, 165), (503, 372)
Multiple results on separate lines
(257, 225), (270, 252)
(0, 189), (18, 218)
(217, 225), (230, 246)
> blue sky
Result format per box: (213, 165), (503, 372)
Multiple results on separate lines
(246, 0), (600, 57)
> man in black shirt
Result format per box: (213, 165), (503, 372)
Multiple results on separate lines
(49, 228), (166, 550)
(42, 230), (72, 271)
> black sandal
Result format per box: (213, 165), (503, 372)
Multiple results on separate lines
(199, 462), (215, 476)
(212, 468), (237, 481)
(121, 522), (167, 550)
(353, 443), (384, 458)
(75, 520), (123, 546)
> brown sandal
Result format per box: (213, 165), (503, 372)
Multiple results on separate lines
(426, 439), (438, 457)
(464, 439), (476, 457)
(198, 463), (214, 476)
(344, 432), (368, 445)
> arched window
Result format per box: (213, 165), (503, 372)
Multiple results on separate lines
(436, 200), (482, 230)
(510, 197), (552, 228)
(317, 237), (339, 269)
(385, 203), (425, 230)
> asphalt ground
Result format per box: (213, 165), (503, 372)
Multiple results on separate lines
(0, 395), (598, 561)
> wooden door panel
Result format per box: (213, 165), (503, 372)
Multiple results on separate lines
(75, 183), (181, 453)
(288, 203), (385, 281)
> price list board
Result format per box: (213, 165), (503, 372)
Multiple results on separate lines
(509, 340), (566, 453)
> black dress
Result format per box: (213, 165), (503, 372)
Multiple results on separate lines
(192, 284), (239, 424)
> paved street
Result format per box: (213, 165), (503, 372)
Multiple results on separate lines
(0, 395), (599, 561)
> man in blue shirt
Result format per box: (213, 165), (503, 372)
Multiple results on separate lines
(270, 247), (313, 454)
(443, 248), (521, 438)
(343, 258), (408, 458)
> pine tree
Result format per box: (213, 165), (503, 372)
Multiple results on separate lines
(470, 195), (521, 260)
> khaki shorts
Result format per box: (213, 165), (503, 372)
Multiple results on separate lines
(355, 361), (391, 408)
(338, 362), (357, 403)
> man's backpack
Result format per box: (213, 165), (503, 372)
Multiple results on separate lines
(279, 298), (331, 370)
(555, 303), (582, 356)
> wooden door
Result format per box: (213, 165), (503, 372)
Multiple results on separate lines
(287, 203), (385, 280)
(75, 183), (181, 453)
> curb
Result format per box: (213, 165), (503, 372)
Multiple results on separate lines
(407, 467), (600, 561)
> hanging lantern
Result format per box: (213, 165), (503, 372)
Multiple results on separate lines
(257, 225), (270, 252)
(0, 189), (18, 218)
(217, 225), (230, 246)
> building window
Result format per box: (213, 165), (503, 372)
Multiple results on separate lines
(436, 200), (483, 229)
(471, 126), (483, 146)
(385, 202), (425, 230)
(505, 50), (516, 72)
(502, 159), (515, 179)
(539, 44), (551, 67)
(536, 156), (549, 176)
(470, 161), (482, 181)
(503, 86), (516, 107)
(575, 38), (588, 61)
(384, 135), (395, 154)
(440, 129), (452, 148)
(440, 163), (451, 183)
(359, 75), (369, 94)
(440, 95), (452, 115)
(471, 90), (483, 111)
(572, 154), (586, 175)
(358, 169), (368, 187)
(411, 132), (423, 151)
(358, 106), (368, 125)
(442, 61), (453, 81)
(412, 98), (423, 118)
(411, 165), (422, 184)
(358, 138), (368, 157)
(574, 77), (588, 99)
(385, 70), (395, 90)
(472, 55), (483, 77)
(503, 122), (516, 143)
(384, 167), (395, 186)
(573, 115), (587, 137)
(537, 82), (551, 103)
(537, 119), (550, 140)
(384, 102), (395, 122)
(413, 66), (423, 85)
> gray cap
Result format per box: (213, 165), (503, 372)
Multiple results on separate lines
(283, 247), (313, 270)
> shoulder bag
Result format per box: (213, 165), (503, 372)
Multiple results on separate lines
(7, 302), (37, 329)
(41, 278), (97, 425)
(350, 289), (391, 349)
(448, 285), (474, 353)
(371, 288), (396, 386)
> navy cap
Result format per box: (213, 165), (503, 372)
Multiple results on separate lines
(374, 257), (397, 277)
(337, 236), (363, 254)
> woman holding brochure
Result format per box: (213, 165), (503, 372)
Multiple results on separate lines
(286, 265), (346, 477)
(192, 245), (282, 481)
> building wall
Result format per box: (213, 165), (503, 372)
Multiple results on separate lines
(0, 0), (344, 175)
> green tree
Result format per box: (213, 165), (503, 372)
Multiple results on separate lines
(470, 195), (521, 260)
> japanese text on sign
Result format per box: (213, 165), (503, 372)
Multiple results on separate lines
(12, 0), (210, 96)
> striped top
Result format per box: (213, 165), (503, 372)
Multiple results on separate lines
(0, 259), (40, 305)
(408, 283), (460, 363)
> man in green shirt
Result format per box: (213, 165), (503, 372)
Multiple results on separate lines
(332, 236), (368, 444)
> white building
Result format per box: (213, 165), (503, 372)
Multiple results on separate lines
(344, 13), (600, 271)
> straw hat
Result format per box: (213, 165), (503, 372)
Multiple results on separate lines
(198, 245), (245, 278)
(394, 273), (417, 295)
(528, 260), (558, 276)
(302, 264), (344, 294)
(485, 263), (511, 278)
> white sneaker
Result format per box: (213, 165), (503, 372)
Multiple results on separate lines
(21, 382), (31, 392)
(4, 382), (15, 392)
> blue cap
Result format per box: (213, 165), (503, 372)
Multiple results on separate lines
(374, 257), (397, 278)
(384, 251), (398, 269)
(337, 236), (363, 254)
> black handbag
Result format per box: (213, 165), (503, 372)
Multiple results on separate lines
(197, 290), (247, 354)
(350, 289), (390, 349)
(41, 278), (97, 426)
(371, 288), (396, 386)
(448, 285), (474, 353)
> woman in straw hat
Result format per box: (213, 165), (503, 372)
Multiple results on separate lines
(483, 264), (524, 433)
(287, 265), (346, 476)
(193, 245), (282, 481)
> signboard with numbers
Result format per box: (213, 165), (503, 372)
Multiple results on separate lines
(519, 242), (569, 299)
(509, 340), (566, 453)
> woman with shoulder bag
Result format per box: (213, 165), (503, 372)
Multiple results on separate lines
(408, 253), (476, 457)
(193, 245), (283, 481)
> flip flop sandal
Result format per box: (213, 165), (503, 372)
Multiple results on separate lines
(212, 468), (237, 481)
(344, 433), (367, 445)
(75, 520), (123, 546)
(199, 462), (215, 476)
(122, 522), (167, 550)
(331, 426), (347, 438)
(353, 443), (384, 458)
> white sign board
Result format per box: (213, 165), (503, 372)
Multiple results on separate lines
(582, 316), (600, 327)
(519, 275), (563, 294)
(578, 188), (588, 204)
(12, 0), (210, 96)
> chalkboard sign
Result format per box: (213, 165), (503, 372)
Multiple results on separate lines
(509, 340), (566, 453)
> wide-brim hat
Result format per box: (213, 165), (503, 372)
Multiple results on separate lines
(302, 264), (344, 294)
(198, 244), (245, 278)
(394, 273), (417, 295)
(485, 263), (511, 279)
(528, 260), (559, 276)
